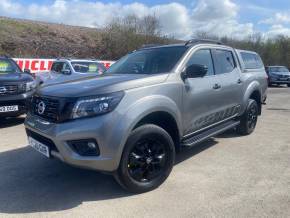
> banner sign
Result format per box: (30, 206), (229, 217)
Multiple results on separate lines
(12, 58), (115, 73)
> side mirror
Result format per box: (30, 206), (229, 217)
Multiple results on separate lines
(24, 68), (31, 75)
(62, 69), (71, 75)
(182, 64), (208, 79)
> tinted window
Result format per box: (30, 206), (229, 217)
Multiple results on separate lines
(0, 59), (20, 74)
(51, 62), (66, 73)
(71, 62), (106, 74)
(106, 46), (188, 75)
(186, 49), (214, 76)
(214, 49), (236, 74)
(241, 52), (264, 69)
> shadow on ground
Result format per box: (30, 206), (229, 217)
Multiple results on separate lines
(0, 117), (25, 129)
(0, 133), (229, 214)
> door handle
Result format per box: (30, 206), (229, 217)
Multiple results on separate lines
(237, 78), (242, 84)
(213, 83), (221, 89)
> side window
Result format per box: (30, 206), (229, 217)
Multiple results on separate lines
(186, 49), (214, 76)
(51, 62), (65, 74)
(213, 49), (236, 74)
(241, 52), (264, 69)
(63, 63), (71, 72)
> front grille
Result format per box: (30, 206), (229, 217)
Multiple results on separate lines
(280, 75), (290, 79)
(26, 129), (58, 152)
(32, 96), (60, 122)
(0, 84), (26, 95)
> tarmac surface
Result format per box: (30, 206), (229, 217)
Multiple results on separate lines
(0, 87), (289, 218)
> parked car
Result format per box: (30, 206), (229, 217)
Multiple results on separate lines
(25, 40), (268, 193)
(0, 56), (36, 119)
(265, 66), (290, 87)
(35, 59), (106, 86)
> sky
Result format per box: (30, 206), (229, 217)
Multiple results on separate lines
(1, 0), (290, 39)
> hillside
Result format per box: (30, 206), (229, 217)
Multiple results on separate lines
(0, 17), (172, 60)
(0, 17), (107, 59)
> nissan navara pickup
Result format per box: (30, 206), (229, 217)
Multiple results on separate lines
(0, 57), (35, 119)
(25, 40), (268, 193)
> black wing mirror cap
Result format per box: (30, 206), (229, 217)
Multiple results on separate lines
(182, 64), (208, 79)
(24, 68), (32, 75)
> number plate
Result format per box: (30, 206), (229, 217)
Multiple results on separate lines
(28, 137), (50, 158)
(0, 105), (18, 113)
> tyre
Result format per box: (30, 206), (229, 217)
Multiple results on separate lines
(287, 84), (290, 87)
(115, 124), (175, 193)
(236, 99), (259, 135)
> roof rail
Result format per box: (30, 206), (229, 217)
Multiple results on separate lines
(56, 57), (71, 60)
(185, 39), (223, 46)
(141, 44), (162, 49)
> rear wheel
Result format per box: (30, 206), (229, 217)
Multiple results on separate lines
(237, 99), (259, 135)
(115, 124), (175, 193)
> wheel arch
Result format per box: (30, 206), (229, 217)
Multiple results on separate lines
(133, 111), (181, 152)
(243, 82), (262, 115)
(112, 95), (183, 169)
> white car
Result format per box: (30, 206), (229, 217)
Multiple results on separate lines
(35, 59), (107, 86)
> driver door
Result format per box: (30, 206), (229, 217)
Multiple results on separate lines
(182, 49), (222, 136)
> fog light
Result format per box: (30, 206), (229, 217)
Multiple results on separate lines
(68, 139), (100, 156)
(88, 142), (97, 149)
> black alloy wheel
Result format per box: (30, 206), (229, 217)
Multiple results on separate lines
(115, 124), (175, 193)
(237, 99), (259, 135)
(128, 138), (167, 182)
(247, 102), (258, 131)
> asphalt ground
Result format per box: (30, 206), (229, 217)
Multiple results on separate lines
(0, 87), (289, 218)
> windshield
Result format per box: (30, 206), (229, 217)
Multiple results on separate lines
(71, 62), (106, 74)
(270, 67), (289, 72)
(106, 46), (188, 75)
(0, 59), (20, 74)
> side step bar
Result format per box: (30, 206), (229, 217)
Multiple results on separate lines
(181, 120), (240, 147)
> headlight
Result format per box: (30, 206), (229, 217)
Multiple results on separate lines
(270, 72), (279, 77)
(71, 91), (124, 119)
(26, 81), (36, 92)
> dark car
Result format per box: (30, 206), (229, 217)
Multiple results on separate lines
(0, 57), (36, 119)
(266, 66), (290, 87)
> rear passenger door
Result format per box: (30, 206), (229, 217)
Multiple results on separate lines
(212, 49), (243, 118)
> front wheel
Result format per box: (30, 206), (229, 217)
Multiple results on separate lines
(236, 99), (259, 135)
(115, 124), (175, 193)
(287, 84), (290, 87)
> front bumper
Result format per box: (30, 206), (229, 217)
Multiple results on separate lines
(0, 91), (34, 117)
(24, 112), (126, 172)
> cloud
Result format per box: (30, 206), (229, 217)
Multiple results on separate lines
(1, 0), (289, 39)
(266, 25), (290, 37)
(192, 0), (238, 21)
(190, 0), (254, 39)
(257, 11), (290, 38)
(260, 12), (290, 25)
(245, 4), (275, 15)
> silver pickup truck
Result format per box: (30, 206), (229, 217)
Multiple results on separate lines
(35, 59), (106, 86)
(25, 40), (268, 193)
